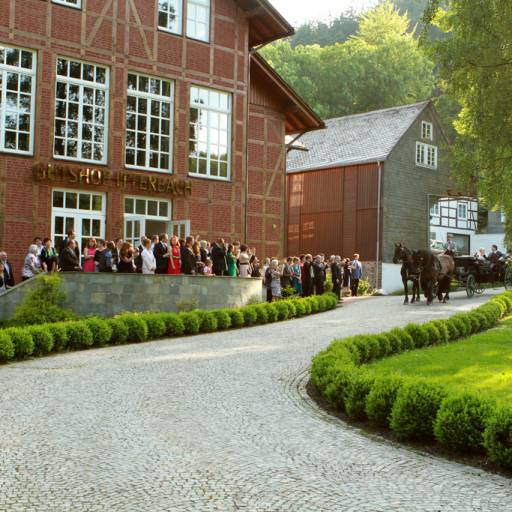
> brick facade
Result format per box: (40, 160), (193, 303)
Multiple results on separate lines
(0, 0), (321, 279)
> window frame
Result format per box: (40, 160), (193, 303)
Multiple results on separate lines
(125, 72), (175, 174)
(421, 121), (433, 141)
(157, 0), (183, 36)
(53, 56), (110, 165)
(188, 85), (232, 182)
(52, 0), (82, 9)
(186, 0), (211, 42)
(416, 141), (438, 170)
(0, 44), (37, 156)
(457, 202), (468, 220)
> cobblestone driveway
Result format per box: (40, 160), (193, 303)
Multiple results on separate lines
(1, 291), (511, 511)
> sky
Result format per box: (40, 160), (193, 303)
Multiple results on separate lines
(269, 0), (379, 26)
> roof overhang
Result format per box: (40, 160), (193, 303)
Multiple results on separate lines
(251, 53), (325, 134)
(236, 0), (295, 47)
(287, 158), (386, 174)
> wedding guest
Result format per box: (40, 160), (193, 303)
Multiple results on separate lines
(226, 244), (238, 277)
(33, 237), (43, 257)
(98, 241), (114, 272)
(59, 240), (81, 272)
(168, 236), (181, 275)
(330, 255), (342, 301)
(203, 258), (213, 276)
(211, 239), (227, 276)
(83, 238), (97, 273)
(181, 236), (196, 275)
(141, 238), (156, 274)
(302, 254), (314, 297)
(291, 257), (302, 295)
(313, 255), (326, 295)
(270, 259), (282, 301)
(40, 238), (58, 273)
(112, 238), (123, 272)
(350, 253), (363, 297)
(94, 239), (106, 271)
(239, 244), (251, 278)
(21, 244), (40, 280)
(118, 243), (136, 273)
(0, 262), (6, 293)
(154, 234), (169, 274)
(0, 252), (15, 288)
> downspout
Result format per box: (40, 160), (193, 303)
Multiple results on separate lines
(375, 162), (383, 289)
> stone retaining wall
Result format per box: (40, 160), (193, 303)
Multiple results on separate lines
(0, 273), (264, 321)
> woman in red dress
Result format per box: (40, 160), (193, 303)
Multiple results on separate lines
(168, 235), (181, 274)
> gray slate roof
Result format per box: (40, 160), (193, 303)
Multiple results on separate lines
(287, 101), (430, 173)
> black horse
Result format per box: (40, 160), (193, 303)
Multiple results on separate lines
(413, 249), (455, 305)
(393, 243), (420, 305)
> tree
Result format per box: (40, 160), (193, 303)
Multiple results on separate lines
(261, 2), (435, 119)
(424, 0), (512, 247)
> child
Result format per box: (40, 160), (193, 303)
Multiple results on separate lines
(203, 257), (213, 276)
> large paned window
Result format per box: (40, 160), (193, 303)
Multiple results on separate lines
(187, 0), (210, 42)
(158, 0), (182, 35)
(416, 142), (437, 169)
(126, 73), (174, 172)
(0, 45), (36, 155)
(52, 0), (81, 8)
(52, 189), (106, 254)
(189, 86), (231, 180)
(54, 58), (109, 164)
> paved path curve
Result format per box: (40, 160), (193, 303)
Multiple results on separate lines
(1, 291), (512, 511)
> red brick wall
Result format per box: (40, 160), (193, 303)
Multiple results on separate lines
(0, 0), (257, 278)
(247, 79), (286, 259)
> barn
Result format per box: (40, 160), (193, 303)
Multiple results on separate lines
(286, 100), (453, 291)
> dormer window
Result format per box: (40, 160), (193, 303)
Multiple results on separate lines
(422, 121), (433, 141)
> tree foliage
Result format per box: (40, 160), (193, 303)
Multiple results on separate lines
(424, 0), (512, 247)
(261, 2), (435, 119)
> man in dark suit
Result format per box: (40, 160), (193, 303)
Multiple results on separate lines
(302, 254), (314, 297)
(153, 233), (169, 274)
(0, 251), (15, 288)
(211, 239), (227, 276)
(180, 236), (196, 275)
(60, 240), (82, 271)
(313, 255), (326, 295)
(330, 255), (343, 302)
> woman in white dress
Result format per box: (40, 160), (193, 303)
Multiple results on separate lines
(238, 244), (251, 278)
(141, 238), (156, 274)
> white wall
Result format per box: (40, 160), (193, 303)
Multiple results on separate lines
(471, 233), (506, 255)
(382, 263), (405, 293)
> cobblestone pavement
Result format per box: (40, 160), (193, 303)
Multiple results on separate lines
(1, 291), (512, 511)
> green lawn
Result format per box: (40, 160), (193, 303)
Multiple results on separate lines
(366, 317), (512, 404)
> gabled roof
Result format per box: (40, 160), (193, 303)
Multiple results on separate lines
(236, 0), (294, 47)
(251, 54), (324, 134)
(287, 101), (433, 173)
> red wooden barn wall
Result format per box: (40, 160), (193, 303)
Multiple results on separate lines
(287, 163), (380, 260)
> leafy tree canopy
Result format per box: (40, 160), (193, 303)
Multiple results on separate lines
(424, 0), (512, 246)
(261, 2), (435, 119)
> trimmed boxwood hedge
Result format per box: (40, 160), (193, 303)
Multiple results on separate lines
(311, 291), (512, 469)
(0, 293), (338, 367)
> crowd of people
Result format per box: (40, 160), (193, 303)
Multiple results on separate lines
(0, 231), (366, 301)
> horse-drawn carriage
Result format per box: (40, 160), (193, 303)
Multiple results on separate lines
(393, 243), (512, 305)
(452, 255), (512, 298)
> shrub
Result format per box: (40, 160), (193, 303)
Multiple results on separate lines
(445, 318), (461, 341)
(5, 327), (34, 357)
(431, 321), (449, 344)
(323, 360), (357, 409)
(489, 298), (507, 317)
(286, 300), (297, 318)
(10, 274), (75, 327)
(375, 334), (392, 358)
(160, 313), (185, 337)
(240, 306), (257, 326)
(0, 331), (15, 361)
(422, 323), (441, 346)
(47, 323), (69, 351)
(465, 313), (481, 334)
(404, 324), (426, 348)
(392, 328), (414, 352)
(473, 310), (492, 331)
(307, 296), (319, 313)
(434, 393), (493, 453)
(282, 285), (298, 298)
(483, 407), (512, 468)
(324, 277), (334, 293)
(292, 299), (306, 317)
(350, 336), (370, 364)
(273, 301), (290, 321)
(364, 336), (381, 361)
(252, 304), (269, 325)
(302, 299), (312, 315)
(117, 315), (148, 342)
(365, 375), (404, 427)
(227, 309), (245, 328)
(384, 331), (402, 354)
(358, 278), (372, 296)
(65, 321), (94, 349)
(325, 292), (339, 309)
(344, 371), (375, 420)
(107, 318), (129, 345)
(139, 313), (167, 339)
(452, 314), (472, 337)
(390, 381), (446, 440)
(500, 294), (512, 312)
(264, 303), (279, 323)
(212, 309), (232, 330)
(194, 311), (218, 333)
(316, 295), (328, 312)
(84, 318), (113, 347)
(179, 312), (201, 334)
(27, 325), (54, 355)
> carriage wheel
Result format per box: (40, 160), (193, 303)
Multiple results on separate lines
(505, 268), (512, 291)
(466, 274), (476, 298)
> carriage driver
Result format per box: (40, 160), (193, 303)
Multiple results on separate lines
(444, 234), (457, 256)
